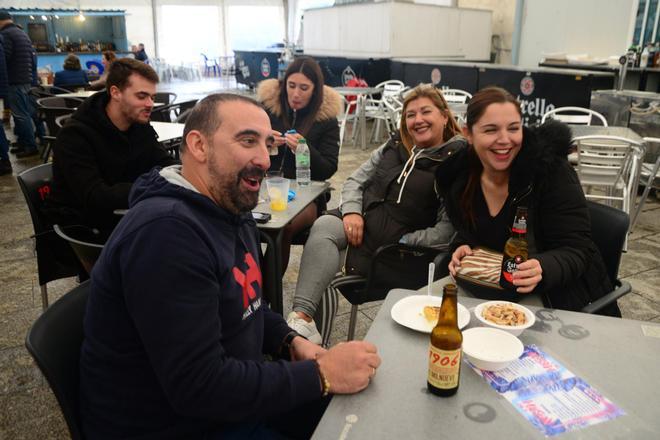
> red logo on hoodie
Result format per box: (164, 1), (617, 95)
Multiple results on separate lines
(232, 252), (262, 309)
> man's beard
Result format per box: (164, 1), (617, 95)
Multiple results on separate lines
(121, 101), (150, 125)
(207, 159), (265, 214)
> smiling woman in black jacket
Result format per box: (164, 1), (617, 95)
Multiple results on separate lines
(439, 87), (618, 316)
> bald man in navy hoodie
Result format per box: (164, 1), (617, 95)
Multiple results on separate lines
(79, 93), (381, 439)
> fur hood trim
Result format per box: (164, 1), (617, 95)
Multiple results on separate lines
(256, 78), (342, 121)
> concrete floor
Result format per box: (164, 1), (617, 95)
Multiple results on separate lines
(1, 78), (659, 438)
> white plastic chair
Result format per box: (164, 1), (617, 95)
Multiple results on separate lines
(541, 107), (608, 126)
(631, 137), (660, 228)
(339, 95), (358, 152)
(363, 80), (405, 143)
(544, 107), (609, 165)
(574, 135), (645, 247)
(441, 88), (472, 104)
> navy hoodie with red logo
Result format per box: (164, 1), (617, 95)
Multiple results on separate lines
(79, 166), (321, 439)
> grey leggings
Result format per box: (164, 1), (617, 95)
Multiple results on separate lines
(293, 215), (347, 342)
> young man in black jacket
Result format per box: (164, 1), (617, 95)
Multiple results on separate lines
(79, 93), (380, 439)
(43, 58), (177, 235)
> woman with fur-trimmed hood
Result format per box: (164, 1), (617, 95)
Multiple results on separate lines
(440, 87), (618, 316)
(256, 56), (342, 181)
(256, 56), (342, 273)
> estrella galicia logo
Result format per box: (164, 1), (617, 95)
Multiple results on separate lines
(520, 75), (535, 96)
(342, 66), (356, 86)
(261, 58), (271, 77)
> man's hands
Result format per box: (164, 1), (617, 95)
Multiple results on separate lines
(290, 336), (326, 361)
(343, 214), (365, 247)
(316, 341), (381, 394)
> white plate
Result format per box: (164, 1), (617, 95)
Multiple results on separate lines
(390, 295), (470, 333)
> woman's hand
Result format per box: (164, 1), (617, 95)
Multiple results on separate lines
(285, 132), (304, 152)
(272, 130), (287, 148)
(343, 214), (364, 247)
(448, 245), (473, 276)
(512, 258), (543, 293)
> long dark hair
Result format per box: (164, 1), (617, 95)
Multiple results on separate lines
(399, 84), (462, 152)
(461, 86), (522, 225)
(279, 56), (324, 135)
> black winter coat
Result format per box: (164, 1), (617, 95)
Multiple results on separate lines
(0, 35), (8, 98)
(256, 78), (341, 180)
(43, 92), (177, 233)
(438, 121), (617, 314)
(0, 23), (34, 85)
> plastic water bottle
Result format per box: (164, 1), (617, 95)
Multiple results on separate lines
(295, 138), (311, 186)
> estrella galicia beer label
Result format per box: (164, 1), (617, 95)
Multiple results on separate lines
(502, 255), (524, 283)
(428, 346), (461, 389)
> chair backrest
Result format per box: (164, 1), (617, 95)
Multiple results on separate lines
(383, 97), (402, 131)
(587, 201), (629, 286)
(574, 135), (642, 187)
(154, 92), (177, 105)
(442, 88), (472, 104)
(55, 114), (72, 129)
(54, 225), (106, 275)
(150, 102), (180, 123)
(39, 107), (76, 137)
(174, 108), (192, 124)
(25, 281), (89, 440)
(16, 164), (81, 285)
(541, 106), (608, 126)
(37, 96), (83, 109)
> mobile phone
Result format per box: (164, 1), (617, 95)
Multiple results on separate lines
(285, 129), (297, 135)
(252, 212), (271, 224)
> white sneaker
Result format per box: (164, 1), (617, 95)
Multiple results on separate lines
(287, 312), (322, 345)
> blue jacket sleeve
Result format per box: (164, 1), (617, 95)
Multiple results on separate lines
(117, 216), (321, 422)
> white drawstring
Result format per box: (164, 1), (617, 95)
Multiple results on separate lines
(396, 147), (423, 204)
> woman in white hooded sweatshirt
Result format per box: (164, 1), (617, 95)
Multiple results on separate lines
(287, 84), (467, 344)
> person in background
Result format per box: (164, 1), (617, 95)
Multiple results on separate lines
(0, 10), (39, 158)
(88, 50), (116, 90)
(441, 86), (619, 316)
(0, 33), (10, 175)
(256, 56), (342, 272)
(79, 93), (380, 439)
(53, 53), (89, 88)
(135, 43), (149, 63)
(43, 58), (177, 236)
(288, 84), (466, 343)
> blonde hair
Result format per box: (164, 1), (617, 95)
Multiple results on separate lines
(399, 84), (461, 152)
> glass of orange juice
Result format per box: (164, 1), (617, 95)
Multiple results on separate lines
(265, 174), (289, 211)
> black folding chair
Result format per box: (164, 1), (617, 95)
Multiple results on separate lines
(580, 201), (632, 315)
(25, 281), (89, 440)
(154, 92), (177, 106)
(324, 243), (448, 344)
(17, 164), (83, 309)
(54, 225), (106, 276)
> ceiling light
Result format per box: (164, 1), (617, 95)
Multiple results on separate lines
(54, 15), (59, 19)
(41, 15), (48, 21)
(29, 15), (35, 20)
(78, 11), (86, 22)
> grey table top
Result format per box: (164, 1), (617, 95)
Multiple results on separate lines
(312, 288), (660, 439)
(571, 125), (645, 143)
(333, 87), (383, 96)
(255, 180), (330, 230)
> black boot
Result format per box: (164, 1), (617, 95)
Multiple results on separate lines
(0, 159), (12, 176)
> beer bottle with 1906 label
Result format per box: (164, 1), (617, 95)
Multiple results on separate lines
(427, 283), (462, 396)
(499, 206), (529, 290)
